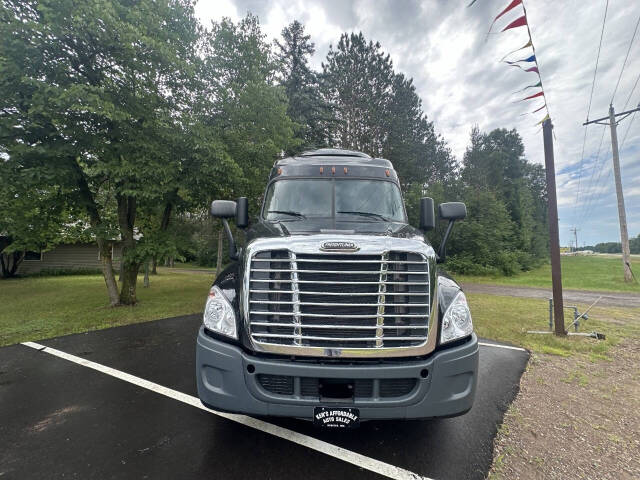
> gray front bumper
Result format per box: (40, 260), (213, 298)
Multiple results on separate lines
(196, 328), (478, 420)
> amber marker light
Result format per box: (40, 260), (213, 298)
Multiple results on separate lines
(277, 168), (282, 175)
(331, 166), (336, 175)
(385, 169), (390, 177)
(344, 167), (348, 174)
(319, 166), (324, 174)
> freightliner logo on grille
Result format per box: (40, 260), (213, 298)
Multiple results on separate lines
(320, 241), (360, 252)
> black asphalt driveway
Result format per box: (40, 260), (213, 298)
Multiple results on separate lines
(0, 315), (529, 480)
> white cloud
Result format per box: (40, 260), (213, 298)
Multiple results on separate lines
(195, 0), (240, 24)
(195, 0), (640, 246)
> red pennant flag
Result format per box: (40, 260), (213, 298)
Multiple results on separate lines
(522, 91), (544, 101)
(525, 66), (539, 74)
(502, 16), (527, 32)
(490, 0), (523, 32)
(531, 104), (546, 113)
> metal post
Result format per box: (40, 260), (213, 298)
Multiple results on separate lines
(608, 105), (633, 283)
(573, 307), (579, 332)
(543, 119), (565, 335)
(570, 227), (579, 252)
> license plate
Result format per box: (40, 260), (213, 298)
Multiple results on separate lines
(313, 407), (360, 429)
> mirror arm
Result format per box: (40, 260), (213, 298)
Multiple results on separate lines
(437, 220), (455, 263)
(222, 218), (238, 261)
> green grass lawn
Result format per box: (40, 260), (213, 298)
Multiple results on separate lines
(0, 272), (212, 347)
(166, 261), (215, 270)
(469, 293), (640, 358)
(457, 255), (640, 293)
(2, 266), (637, 358)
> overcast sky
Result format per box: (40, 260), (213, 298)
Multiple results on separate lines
(196, 0), (640, 247)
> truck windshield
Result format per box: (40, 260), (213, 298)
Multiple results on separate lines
(263, 179), (406, 222)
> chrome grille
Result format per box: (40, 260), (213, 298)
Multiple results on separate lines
(248, 250), (430, 351)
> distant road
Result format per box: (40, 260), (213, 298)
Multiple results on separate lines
(462, 283), (640, 308)
(160, 266), (640, 307)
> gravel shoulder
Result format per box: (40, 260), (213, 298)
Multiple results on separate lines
(462, 283), (640, 308)
(488, 339), (640, 480)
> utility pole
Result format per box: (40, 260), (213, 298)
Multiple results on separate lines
(584, 103), (640, 283)
(570, 227), (579, 252)
(543, 119), (565, 335)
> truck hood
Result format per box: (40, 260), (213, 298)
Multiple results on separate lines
(246, 219), (425, 241)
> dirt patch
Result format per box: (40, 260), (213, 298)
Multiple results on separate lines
(489, 339), (640, 479)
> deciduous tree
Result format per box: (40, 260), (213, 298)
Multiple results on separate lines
(0, 0), (203, 303)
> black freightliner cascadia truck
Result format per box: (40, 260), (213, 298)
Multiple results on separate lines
(196, 148), (478, 428)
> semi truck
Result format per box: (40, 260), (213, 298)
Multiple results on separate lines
(196, 148), (478, 428)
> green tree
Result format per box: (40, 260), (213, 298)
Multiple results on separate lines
(449, 127), (548, 273)
(0, 0), (203, 304)
(204, 15), (296, 205)
(0, 160), (68, 277)
(446, 189), (517, 275)
(322, 32), (394, 156)
(276, 20), (333, 152)
(320, 30), (457, 225)
(384, 73), (456, 190)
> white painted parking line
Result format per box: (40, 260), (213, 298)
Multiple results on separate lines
(22, 341), (432, 480)
(478, 342), (527, 352)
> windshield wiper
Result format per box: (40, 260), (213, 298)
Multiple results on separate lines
(267, 210), (307, 219)
(337, 211), (392, 222)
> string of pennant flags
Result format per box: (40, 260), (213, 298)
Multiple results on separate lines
(470, 0), (551, 125)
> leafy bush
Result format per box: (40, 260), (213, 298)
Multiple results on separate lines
(493, 251), (522, 276)
(447, 254), (499, 276)
(194, 245), (218, 268)
(512, 250), (542, 272)
(28, 268), (103, 277)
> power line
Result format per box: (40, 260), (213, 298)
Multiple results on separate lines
(622, 71), (640, 111)
(573, 0), (609, 225)
(588, 0), (609, 120)
(580, 132), (610, 223)
(578, 142), (612, 232)
(576, 126), (608, 225)
(575, 5), (640, 229)
(611, 12), (640, 104)
(585, 161), (614, 228)
(620, 110), (637, 150)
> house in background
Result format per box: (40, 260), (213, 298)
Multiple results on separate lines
(6, 240), (123, 276)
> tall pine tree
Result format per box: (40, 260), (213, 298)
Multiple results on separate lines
(276, 21), (333, 152)
(322, 32), (394, 156)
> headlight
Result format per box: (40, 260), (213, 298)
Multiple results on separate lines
(440, 291), (473, 344)
(203, 286), (237, 339)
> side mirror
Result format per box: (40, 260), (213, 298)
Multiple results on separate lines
(210, 200), (237, 218)
(437, 202), (467, 263)
(438, 202), (466, 221)
(419, 197), (435, 231)
(236, 197), (249, 229)
(210, 199), (242, 260)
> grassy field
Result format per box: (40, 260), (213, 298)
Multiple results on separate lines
(2, 263), (637, 357)
(469, 293), (640, 358)
(166, 261), (215, 270)
(457, 255), (640, 293)
(0, 272), (212, 347)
